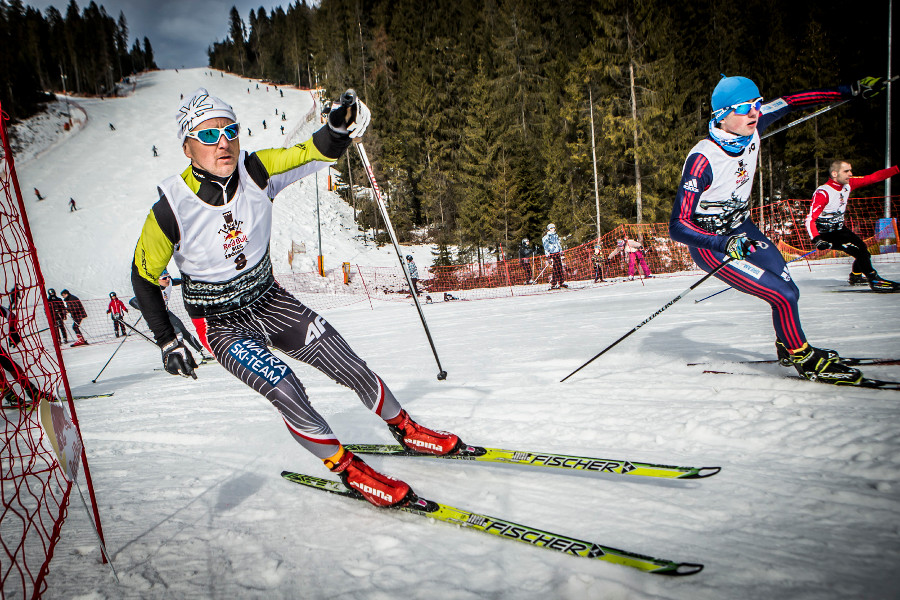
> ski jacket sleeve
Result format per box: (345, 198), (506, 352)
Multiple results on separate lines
(246, 126), (352, 198)
(669, 152), (728, 253)
(131, 195), (179, 346)
(848, 165), (899, 191)
(806, 188), (829, 238)
(757, 85), (853, 134)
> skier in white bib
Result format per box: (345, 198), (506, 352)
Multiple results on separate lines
(670, 75), (883, 385)
(130, 88), (463, 508)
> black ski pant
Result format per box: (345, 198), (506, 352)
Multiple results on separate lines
(53, 317), (68, 342)
(817, 227), (874, 275)
(192, 284), (403, 460)
(549, 254), (564, 285)
(168, 311), (203, 353)
(112, 317), (127, 337)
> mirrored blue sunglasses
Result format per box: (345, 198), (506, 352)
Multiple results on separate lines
(185, 123), (240, 144)
(730, 98), (762, 116)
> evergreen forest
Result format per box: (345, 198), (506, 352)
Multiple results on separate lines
(0, 0), (156, 118)
(209, 0), (894, 262)
(4, 0), (894, 264)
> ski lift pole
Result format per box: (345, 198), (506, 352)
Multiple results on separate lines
(354, 139), (448, 380)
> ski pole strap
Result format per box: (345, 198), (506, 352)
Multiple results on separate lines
(561, 257), (733, 382)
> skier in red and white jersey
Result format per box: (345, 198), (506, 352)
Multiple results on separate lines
(805, 160), (899, 292)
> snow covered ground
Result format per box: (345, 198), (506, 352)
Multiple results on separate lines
(42, 259), (900, 600)
(7, 69), (900, 599)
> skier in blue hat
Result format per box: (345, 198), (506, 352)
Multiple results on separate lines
(669, 74), (884, 385)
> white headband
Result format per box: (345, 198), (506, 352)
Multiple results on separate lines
(176, 88), (236, 141)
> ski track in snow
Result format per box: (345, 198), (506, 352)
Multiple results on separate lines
(9, 69), (900, 599)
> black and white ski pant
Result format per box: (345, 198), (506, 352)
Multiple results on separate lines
(192, 284), (402, 459)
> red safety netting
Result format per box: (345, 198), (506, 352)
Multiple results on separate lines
(1, 106), (106, 599)
(64, 195), (899, 345)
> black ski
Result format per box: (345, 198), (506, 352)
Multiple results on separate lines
(701, 370), (900, 390)
(688, 357), (900, 367)
(281, 471), (703, 576)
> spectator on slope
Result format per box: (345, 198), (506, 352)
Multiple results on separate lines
(106, 292), (128, 338)
(47, 289), (68, 343)
(518, 238), (537, 284)
(68, 197), (77, 212)
(608, 234), (652, 280)
(669, 74), (885, 385)
(59, 289), (88, 346)
(805, 160), (900, 292)
(152, 145), (159, 157)
(591, 244), (605, 283)
(405, 255), (422, 296)
(542, 223), (567, 290)
(130, 87), (463, 508)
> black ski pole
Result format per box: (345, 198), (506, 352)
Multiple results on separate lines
(348, 92), (447, 380)
(119, 318), (156, 345)
(92, 315), (143, 383)
(561, 257), (734, 382)
(760, 76), (897, 140)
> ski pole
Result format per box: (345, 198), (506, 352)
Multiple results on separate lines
(530, 263), (549, 284)
(92, 315), (143, 383)
(760, 101), (850, 140)
(75, 480), (119, 583)
(760, 76), (898, 140)
(350, 105), (447, 380)
(119, 318), (156, 345)
(561, 257), (734, 382)
(694, 249), (816, 305)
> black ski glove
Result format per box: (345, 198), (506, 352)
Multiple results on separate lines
(161, 338), (198, 379)
(812, 236), (831, 251)
(327, 89), (371, 138)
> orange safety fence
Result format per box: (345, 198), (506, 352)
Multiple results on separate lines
(59, 195), (898, 346)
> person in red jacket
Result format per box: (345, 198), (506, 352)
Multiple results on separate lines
(805, 161), (899, 292)
(106, 292), (128, 337)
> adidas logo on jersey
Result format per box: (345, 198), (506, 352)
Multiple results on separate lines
(683, 178), (699, 193)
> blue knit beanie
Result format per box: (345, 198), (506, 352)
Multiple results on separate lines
(711, 75), (760, 113)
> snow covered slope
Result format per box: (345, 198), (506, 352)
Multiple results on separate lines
(14, 68), (423, 298)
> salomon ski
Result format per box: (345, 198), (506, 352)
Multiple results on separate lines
(343, 444), (719, 479)
(282, 471), (703, 576)
(701, 370), (900, 390)
(688, 357), (900, 367)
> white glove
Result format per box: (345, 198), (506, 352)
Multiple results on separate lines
(348, 100), (370, 138)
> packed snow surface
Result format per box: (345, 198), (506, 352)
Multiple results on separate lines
(9, 69), (900, 599)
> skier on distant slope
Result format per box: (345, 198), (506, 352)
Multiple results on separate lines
(805, 159), (899, 292)
(131, 88), (463, 508)
(670, 75), (884, 385)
